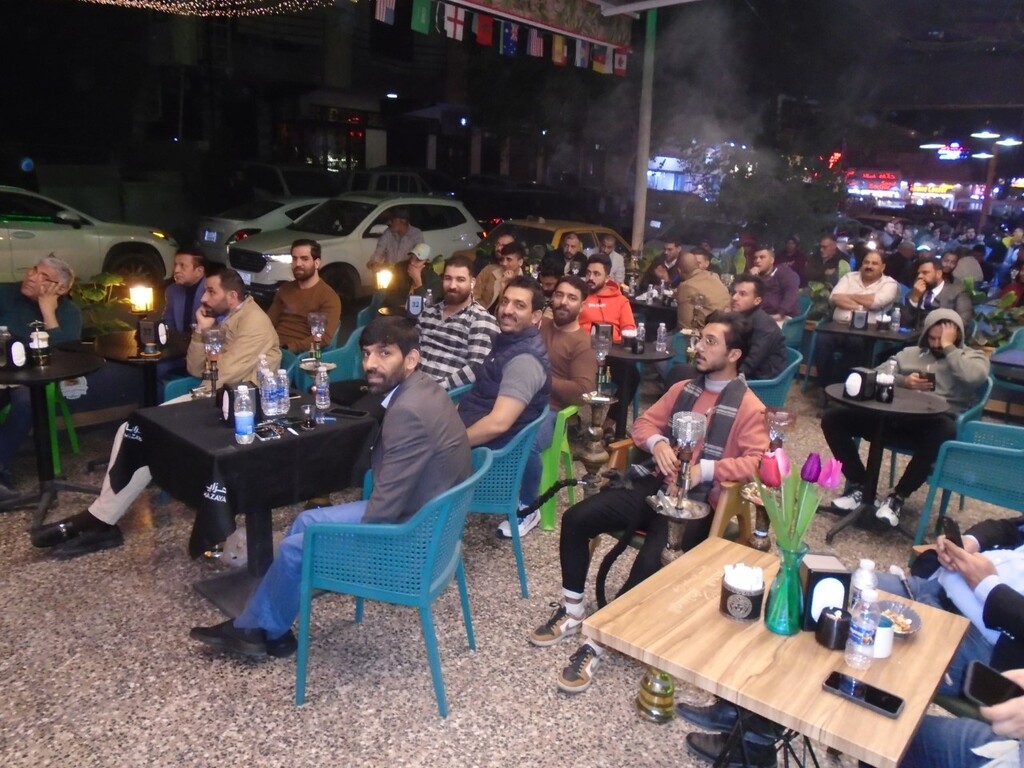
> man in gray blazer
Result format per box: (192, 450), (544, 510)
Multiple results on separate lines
(903, 258), (973, 328)
(190, 316), (472, 658)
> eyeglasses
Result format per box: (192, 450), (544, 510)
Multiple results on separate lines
(695, 334), (721, 348)
(27, 265), (60, 286)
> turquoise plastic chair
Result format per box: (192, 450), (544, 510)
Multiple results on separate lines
(539, 405), (577, 531)
(355, 293), (386, 329)
(447, 383), (472, 404)
(469, 407), (548, 598)
(913, 421), (1024, 545)
(781, 295), (811, 349)
(746, 349), (802, 409)
(162, 375), (202, 403)
(280, 325), (342, 372)
(289, 327), (364, 391)
(295, 447), (493, 716)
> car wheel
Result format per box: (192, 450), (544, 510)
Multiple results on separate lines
(105, 247), (165, 287)
(320, 263), (360, 306)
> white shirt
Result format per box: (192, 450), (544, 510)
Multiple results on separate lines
(830, 272), (900, 324)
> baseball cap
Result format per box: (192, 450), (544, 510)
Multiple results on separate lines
(410, 243), (431, 261)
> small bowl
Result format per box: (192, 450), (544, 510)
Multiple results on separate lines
(878, 600), (922, 637)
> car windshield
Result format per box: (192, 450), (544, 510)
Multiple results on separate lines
(281, 170), (341, 197)
(218, 200), (283, 219)
(290, 199), (376, 236)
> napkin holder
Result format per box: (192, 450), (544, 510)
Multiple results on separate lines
(218, 381), (263, 426)
(843, 368), (876, 400)
(799, 553), (851, 630)
(592, 323), (613, 342)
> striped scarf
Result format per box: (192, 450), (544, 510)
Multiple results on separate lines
(671, 376), (748, 459)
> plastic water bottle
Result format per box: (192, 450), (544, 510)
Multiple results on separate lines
(258, 355), (277, 416)
(844, 588), (881, 670)
(314, 365), (331, 421)
(655, 323), (668, 353)
(234, 385), (255, 445)
(636, 322), (646, 343)
(891, 306), (902, 331)
(849, 558), (878, 611)
(276, 369), (291, 416)
(424, 289), (434, 308)
(0, 326), (10, 368)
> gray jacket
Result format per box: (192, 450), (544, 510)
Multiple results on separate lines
(880, 307), (990, 413)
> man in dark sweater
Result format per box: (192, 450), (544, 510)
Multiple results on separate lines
(459, 276), (552, 539)
(665, 274), (786, 387)
(0, 256), (81, 497)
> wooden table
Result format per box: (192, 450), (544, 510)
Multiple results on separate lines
(583, 538), (970, 768)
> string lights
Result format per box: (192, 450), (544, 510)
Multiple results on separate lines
(73, 0), (333, 16)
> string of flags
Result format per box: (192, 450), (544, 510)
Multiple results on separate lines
(373, 0), (629, 76)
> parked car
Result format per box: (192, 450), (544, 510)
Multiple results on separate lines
(195, 197), (327, 263)
(0, 185), (178, 285)
(240, 162), (345, 199)
(453, 218), (631, 265)
(227, 193), (483, 303)
(346, 166), (460, 197)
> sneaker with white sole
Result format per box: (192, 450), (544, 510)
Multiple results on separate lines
(832, 487), (864, 511)
(558, 643), (601, 693)
(497, 509), (540, 539)
(530, 602), (583, 647)
(876, 494), (904, 527)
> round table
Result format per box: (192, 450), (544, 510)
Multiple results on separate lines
(823, 383), (948, 543)
(0, 349), (105, 528)
(64, 331), (189, 407)
(629, 299), (678, 341)
(607, 343), (672, 439)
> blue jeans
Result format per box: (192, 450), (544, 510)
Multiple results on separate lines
(0, 386), (32, 470)
(234, 500), (367, 639)
(901, 713), (998, 767)
(519, 409), (556, 513)
(877, 573), (994, 696)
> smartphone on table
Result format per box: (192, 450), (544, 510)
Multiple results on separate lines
(822, 672), (905, 718)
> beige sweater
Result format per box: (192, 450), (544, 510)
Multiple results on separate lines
(186, 296), (282, 390)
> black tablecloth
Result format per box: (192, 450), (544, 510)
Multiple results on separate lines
(110, 397), (378, 557)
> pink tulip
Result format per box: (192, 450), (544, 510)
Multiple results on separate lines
(817, 458), (844, 489)
(774, 447), (791, 478)
(759, 452), (782, 487)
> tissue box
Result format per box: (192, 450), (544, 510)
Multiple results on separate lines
(800, 553), (851, 630)
(843, 367), (877, 400)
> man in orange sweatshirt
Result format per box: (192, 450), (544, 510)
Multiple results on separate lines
(579, 253), (636, 342)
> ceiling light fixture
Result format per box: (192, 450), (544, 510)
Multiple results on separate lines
(996, 137), (1023, 147)
(970, 129), (1001, 140)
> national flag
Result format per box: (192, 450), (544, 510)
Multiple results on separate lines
(374, 0), (396, 25)
(500, 21), (519, 56)
(411, 0), (430, 34)
(476, 13), (494, 46)
(613, 49), (628, 77)
(443, 3), (466, 40)
(527, 28), (543, 57)
(574, 39), (589, 68)
(589, 45), (610, 73)
(552, 34), (568, 66)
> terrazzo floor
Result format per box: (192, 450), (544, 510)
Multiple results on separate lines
(0, 378), (1016, 768)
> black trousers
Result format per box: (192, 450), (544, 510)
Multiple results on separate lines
(821, 406), (958, 498)
(813, 333), (871, 387)
(559, 474), (713, 597)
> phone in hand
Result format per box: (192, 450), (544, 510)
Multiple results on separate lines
(964, 661), (1024, 707)
(822, 672), (905, 718)
(942, 518), (964, 549)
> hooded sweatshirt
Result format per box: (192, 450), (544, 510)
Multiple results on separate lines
(579, 280), (636, 342)
(879, 307), (990, 413)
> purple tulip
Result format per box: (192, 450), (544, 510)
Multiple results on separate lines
(800, 453), (822, 483)
(759, 452), (782, 488)
(817, 458), (844, 489)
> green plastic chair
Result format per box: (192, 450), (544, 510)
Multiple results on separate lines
(0, 381), (79, 475)
(539, 405), (577, 531)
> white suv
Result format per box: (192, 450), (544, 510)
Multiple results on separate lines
(0, 186), (178, 285)
(228, 193), (483, 302)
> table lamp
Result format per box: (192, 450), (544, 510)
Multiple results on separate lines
(130, 285), (166, 357)
(375, 267), (394, 291)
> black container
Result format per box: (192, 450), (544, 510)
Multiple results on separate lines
(815, 607), (852, 649)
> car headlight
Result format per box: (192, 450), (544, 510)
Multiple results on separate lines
(268, 253), (293, 264)
(150, 230), (169, 240)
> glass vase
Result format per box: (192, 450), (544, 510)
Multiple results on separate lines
(765, 541), (809, 636)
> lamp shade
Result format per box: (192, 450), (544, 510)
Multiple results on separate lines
(375, 268), (394, 291)
(129, 285), (154, 314)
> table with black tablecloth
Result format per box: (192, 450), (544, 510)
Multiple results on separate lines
(111, 397), (378, 614)
(607, 342), (671, 439)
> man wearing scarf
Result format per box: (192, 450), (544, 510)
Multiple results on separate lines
(527, 311), (768, 694)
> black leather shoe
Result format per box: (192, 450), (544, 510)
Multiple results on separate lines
(686, 732), (778, 768)
(32, 512), (101, 548)
(677, 699), (780, 743)
(50, 525), (123, 559)
(266, 630), (297, 658)
(190, 620), (267, 658)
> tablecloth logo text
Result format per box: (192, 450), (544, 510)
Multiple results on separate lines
(204, 482), (228, 504)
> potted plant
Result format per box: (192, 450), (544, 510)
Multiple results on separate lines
(972, 292), (1024, 351)
(70, 273), (135, 341)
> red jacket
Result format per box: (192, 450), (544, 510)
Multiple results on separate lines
(579, 281), (636, 342)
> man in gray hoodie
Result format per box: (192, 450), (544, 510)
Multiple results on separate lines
(823, 308), (990, 527)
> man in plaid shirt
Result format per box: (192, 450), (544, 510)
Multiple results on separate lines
(417, 254), (499, 390)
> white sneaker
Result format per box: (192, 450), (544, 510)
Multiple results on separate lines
(832, 488), (864, 511)
(497, 510), (540, 539)
(876, 495), (904, 527)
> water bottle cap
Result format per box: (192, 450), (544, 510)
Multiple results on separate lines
(237, 384), (249, 394)
(859, 559), (875, 570)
